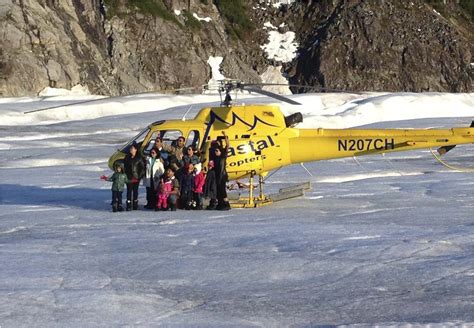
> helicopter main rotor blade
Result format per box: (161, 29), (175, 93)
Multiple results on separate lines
(23, 87), (201, 114)
(243, 86), (301, 105)
(245, 83), (364, 94)
(24, 97), (111, 114)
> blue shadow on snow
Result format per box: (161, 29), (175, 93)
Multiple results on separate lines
(0, 184), (118, 211)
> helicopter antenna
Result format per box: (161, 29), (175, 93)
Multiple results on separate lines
(181, 105), (194, 121)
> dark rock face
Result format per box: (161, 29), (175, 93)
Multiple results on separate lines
(0, 0), (472, 96)
(0, 0), (263, 96)
(0, 0), (115, 95)
(286, 0), (472, 92)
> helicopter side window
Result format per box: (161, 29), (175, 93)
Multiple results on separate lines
(186, 130), (200, 149)
(161, 130), (183, 148)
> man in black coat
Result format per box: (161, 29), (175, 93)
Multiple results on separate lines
(124, 142), (145, 210)
(203, 160), (217, 210)
(213, 131), (231, 210)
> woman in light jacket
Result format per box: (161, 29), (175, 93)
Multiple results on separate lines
(143, 148), (165, 209)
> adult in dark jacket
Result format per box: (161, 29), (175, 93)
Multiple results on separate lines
(123, 142), (145, 210)
(203, 160), (217, 210)
(208, 140), (218, 164)
(179, 163), (195, 210)
(213, 131), (231, 210)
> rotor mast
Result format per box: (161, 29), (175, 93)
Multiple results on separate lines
(214, 80), (302, 107)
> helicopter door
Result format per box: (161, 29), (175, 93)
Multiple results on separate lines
(226, 136), (265, 175)
(254, 133), (283, 173)
(231, 133), (282, 174)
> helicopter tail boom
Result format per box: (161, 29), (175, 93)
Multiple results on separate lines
(287, 123), (474, 163)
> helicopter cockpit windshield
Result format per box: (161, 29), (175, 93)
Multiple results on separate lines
(119, 127), (150, 153)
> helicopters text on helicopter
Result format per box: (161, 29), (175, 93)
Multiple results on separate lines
(101, 80), (474, 207)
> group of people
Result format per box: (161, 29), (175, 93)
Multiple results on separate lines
(101, 132), (231, 212)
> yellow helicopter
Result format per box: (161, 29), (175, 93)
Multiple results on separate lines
(105, 81), (474, 208)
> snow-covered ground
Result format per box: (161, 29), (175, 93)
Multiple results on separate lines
(0, 91), (473, 326)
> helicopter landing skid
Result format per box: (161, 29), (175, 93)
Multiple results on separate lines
(228, 196), (273, 208)
(228, 175), (311, 208)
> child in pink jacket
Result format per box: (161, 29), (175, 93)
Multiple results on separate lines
(156, 179), (172, 211)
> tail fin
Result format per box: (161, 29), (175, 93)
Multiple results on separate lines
(437, 121), (474, 156)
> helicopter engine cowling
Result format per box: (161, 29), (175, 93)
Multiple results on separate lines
(285, 112), (303, 128)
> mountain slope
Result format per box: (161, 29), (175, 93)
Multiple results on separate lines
(285, 0), (473, 92)
(0, 0), (472, 96)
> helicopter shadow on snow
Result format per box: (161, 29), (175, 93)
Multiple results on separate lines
(0, 183), (111, 211)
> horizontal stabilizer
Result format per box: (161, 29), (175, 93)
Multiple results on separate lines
(437, 145), (456, 156)
(437, 122), (474, 155)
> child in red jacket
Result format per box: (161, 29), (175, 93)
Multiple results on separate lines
(193, 163), (205, 210)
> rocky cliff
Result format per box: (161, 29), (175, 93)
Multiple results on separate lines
(0, 0), (472, 96)
(285, 0), (473, 92)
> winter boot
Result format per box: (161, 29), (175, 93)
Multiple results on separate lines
(216, 201), (231, 211)
(185, 201), (193, 210)
(206, 199), (217, 210)
(117, 204), (124, 212)
(112, 203), (118, 213)
(223, 201), (231, 210)
(133, 200), (138, 210)
(126, 200), (132, 211)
